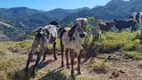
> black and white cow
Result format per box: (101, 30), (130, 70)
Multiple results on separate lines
(58, 18), (87, 76)
(113, 19), (137, 32)
(129, 12), (142, 43)
(25, 21), (59, 73)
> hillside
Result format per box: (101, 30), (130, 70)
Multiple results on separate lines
(1, 32), (142, 80)
(0, 0), (142, 41)
(62, 0), (142, 24)
(0, 7), (89, 40)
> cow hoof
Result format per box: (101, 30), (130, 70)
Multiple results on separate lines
(71, 74), (75, 78)
(61, 64), (64, 67)
(24, 68), (28, 73)
(30, 59), (36, 62)
(78, 72), (81, 75)
(42, 59), (45, 62)
(71, 71), (74, 75)
(54, 57), (57, 60)
(67, 66), (70, 69)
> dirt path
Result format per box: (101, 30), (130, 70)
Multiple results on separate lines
(12, 52), (142, 80)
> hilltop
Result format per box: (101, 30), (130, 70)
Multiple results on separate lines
(0, 0), (142, 40)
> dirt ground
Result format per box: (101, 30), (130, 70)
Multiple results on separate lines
(14, 51), (142, 80)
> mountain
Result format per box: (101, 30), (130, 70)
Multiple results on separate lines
(47, 7), (90, 20)
(0, 7), (89, 41)
(62, 0), (142, 24)
(0, 0), (142, 41)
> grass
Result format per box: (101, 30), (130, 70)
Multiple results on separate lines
(138, 61), (142, 69)
(73, 76), (94, 80)
(90, 60), (114, 73)
(1, 31), (142, 79)
(41, 69), (66, 80)
(124, 51), (142, 60)
(0, 39), (61, 80)
(85, 31), (142, 57)
(0, 39), (61, 55)
(0, 54), (27, 80)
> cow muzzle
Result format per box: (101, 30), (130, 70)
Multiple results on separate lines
(79, 32), (87, 38)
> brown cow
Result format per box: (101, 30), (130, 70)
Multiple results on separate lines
(98, 20), (115, 32)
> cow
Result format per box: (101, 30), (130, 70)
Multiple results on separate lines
(98, 20), (115, 32)
(25, 21), (59, 74)
(129, 12), (142, 44)
(58, 18), (87, 76)
(113, 19), (137, 32)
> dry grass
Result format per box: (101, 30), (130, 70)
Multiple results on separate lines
(1, 31), (142, 80)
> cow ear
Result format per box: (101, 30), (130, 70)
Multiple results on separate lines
(112, 19), (116, 21)
(129, 16), (133, 19)
(32, 27), (42, 33)
(58, 28), (64, 32)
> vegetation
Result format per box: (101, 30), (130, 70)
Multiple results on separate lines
(85, 31), (142, 58)
(90, 60), (110, 73)
(0, 30), (142, 79)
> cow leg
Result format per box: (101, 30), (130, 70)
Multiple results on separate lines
(140, 29), (142, 44)
(32, 52), (42, 74)
(65, 48), (69, 68)
(53, 42), (57, 60)
(25, 38), (39, 71)
(42, 47), (48, 61)
(131, 26), (136, 32)
(77, 49), (82, 75)
(119, 28), (122, 32)
(70, 49), (74, 76)
(60, 40), (64, 67)
(32, 38), (47, 73)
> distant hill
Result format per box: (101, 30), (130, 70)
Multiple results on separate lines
(47, 7), (90, 20)
(62, 0), (142, 24)
(0, 0), (142, 41)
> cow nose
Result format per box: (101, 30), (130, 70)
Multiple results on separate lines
(80, 33), (85, 38)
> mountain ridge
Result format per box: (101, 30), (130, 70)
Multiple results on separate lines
(0, 0), (142, 41)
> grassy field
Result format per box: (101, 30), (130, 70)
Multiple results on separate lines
(0, 31), (142, 80)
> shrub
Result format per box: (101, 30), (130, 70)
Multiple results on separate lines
(91, 60), (110, 73)
(86, 31), (142, 53)
(124, 51), (142, 60)
(41, 69), (67, 80)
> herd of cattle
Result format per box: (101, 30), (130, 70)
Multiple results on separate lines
(25, 12), (142, 76)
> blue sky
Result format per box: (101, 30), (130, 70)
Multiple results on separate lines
(0, 0), (111, 11)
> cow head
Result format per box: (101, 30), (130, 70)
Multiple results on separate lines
(49, 21), (60, 28)
(110, 20), (116, 25)
(75, 18), (88, 39)
(132, 12), (137, 22)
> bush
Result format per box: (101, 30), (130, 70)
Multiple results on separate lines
(41, 69), (67, 80)
(85, 31), (141, 53)
(91, 60), (110, 73)
(124, 51), (142, 60)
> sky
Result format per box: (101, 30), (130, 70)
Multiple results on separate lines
(0, 0), (111, 11)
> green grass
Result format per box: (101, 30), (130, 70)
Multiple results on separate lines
(85, 31), (142, 56)
(0, 39), (61, 80)
(41, 69), (66, 80)
(124, 51), (142, 60)
(90, 60), (114, 73)
(0, 54), (26, 80)
(0, 39), (61, 55)
(1, 31), (142, 79)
